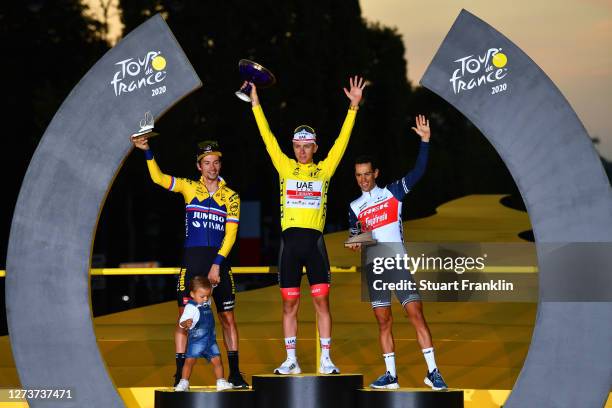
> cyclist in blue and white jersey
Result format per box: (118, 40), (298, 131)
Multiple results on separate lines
(347, 115), (447, 391)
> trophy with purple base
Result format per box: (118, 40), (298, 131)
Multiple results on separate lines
(130, 111), (159, 140)
(235, 59), (276, 102)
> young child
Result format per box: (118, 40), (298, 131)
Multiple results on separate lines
(175, 276), (233, 391)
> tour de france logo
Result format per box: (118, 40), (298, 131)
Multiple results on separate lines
(449, 47), (509, 96)
(110, 51), (168, 97)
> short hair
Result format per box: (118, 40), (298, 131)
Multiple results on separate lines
(190, 276), (212, 292)
(354, 155), (378, 170)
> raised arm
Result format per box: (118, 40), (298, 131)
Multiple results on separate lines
(319, 76), (366, 175)
(387, 115), (431, 200)
(131, 135), (184, 193)
(246, 82), (292, 174)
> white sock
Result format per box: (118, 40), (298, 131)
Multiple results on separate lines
(383, 352), (396, 377)
(422, 347), (437, 373)
(285, 337), (297, 361)
(320, 337), (331, 360)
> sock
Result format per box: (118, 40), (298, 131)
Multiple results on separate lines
(320, 337), (331, 360)
(285, 337), (297, 360)
(383, 352), (396, 377)
(227, 350), (239, 376)
(422, 347), (437, 373)
(175, 353), (185, 383)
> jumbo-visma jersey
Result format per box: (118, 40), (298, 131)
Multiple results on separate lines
(144, 150), (239, 263)
(252, 104), (357, 232)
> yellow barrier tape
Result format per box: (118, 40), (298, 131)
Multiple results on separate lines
(0, 265), (538, 277)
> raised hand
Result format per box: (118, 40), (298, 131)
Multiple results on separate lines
(240, 81), (260, 107)
(131, 135), (150, 150)
(411, 114), (431, 142)
(343, 76), (367, 107)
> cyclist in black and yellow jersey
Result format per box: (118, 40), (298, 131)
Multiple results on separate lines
(131, 137), (248, 389)
(244, 76), (366, 375)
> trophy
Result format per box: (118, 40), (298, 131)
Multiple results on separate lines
(235, 59), (276, 102)
(130, 111), (159, 139)
(344, 221), (377, 247)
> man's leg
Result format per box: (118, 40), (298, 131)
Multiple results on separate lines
(217, 311), (238, 352)
(373, 306), (394, 354)
(282, 296), (300, 338)
(369, 305), (400, 389)
(403, 301), (433, 349)
(174, 262), (191, 386)
(311, 291), (331, 338)
(308, 231), (338, 373)
(404, 300), (447, 390)
(274, 229), (303, 374)
(211, 264), (248, 387)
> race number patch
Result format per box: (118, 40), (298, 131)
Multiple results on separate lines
(285, 180), (323, 209)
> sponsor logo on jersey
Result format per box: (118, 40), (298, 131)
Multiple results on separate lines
(358, 198), (399, 230)
(286, 180), (323, 209)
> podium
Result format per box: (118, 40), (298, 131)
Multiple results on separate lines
(155, 376), (464, 408)
(253, 374), (363, 408)
(155, 387), (253, 408)
(358, 388), (463, 408)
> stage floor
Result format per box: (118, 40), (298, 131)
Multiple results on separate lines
(4, 195), (606, 407)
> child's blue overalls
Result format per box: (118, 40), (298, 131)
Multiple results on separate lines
(185, 300), (220, 361)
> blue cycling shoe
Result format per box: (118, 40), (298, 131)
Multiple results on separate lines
(370, 371), (400, 389)
(424, 368), (448, 390)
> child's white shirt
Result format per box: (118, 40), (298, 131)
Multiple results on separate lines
(179, 301), (211, 329)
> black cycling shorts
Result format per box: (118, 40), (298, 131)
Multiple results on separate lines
(177, 246), (235, 312)
(278, 228), (331, 288)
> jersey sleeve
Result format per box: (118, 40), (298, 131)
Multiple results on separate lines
(214, 192), (240, 265)
(252, 104), (293, 175)
(348, 207), (360, 237)
(387, 141), (430, 200)
(144, 149), (188, 194)
(318, 108), (357, 176)
(179, 303), (198, 326)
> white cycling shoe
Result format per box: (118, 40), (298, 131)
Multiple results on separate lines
(274, 358), (302, 374)
(319, 357), (340, 374)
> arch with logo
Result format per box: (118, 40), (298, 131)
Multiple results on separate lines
(421, 10), (612, 407)
(6, 15), (201, 407)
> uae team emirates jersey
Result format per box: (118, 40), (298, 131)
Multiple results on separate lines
(349, 142), (429, 242)
(252, 104), (357, 232)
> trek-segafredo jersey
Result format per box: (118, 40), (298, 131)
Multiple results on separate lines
(349, 142), (429, 242)
(144, 150), (240, 263)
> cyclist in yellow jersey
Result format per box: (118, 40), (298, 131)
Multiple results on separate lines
(244, 76), (366, 375)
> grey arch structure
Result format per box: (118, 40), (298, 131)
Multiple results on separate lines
(6, 15), (201, 407)
(421, 10), (612, 407)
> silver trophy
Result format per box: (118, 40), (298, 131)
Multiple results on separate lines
(130, 111), (159, 139)
(344, 221), (377, 247)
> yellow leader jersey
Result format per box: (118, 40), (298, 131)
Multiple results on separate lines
(252, 104), (357, 232)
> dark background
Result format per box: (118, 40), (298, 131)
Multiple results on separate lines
(2, 1), (610, 331)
